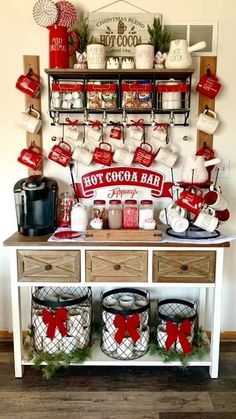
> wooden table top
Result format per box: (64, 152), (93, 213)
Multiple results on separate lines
(3, 231), (230, 248)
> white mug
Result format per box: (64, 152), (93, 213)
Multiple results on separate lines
(195, 109), (219, 134)
(88, 127), (102, 142)
(113, 147), (134, 166)
(129, 126), (143, 142)
(72, 146), (93, 166)
(193, 207), (219, 232)
(135, 44), (154, 69)
(152, 126), (168, 142)
(17, 107), (42, 134)
(159, 202), (189, 233)
(66, 126), (82, 142)
(204, 186), (228, 211)
(155, 145), (178, 168)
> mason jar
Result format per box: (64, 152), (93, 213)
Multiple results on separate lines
(71, 203), (88, 231)
(92, 199), (108, 228)
(123, 200), (139, 229)
(139, 200), (154, 228)
(108, 200), (122, 229)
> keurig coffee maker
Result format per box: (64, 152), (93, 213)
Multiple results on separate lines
(14, 175), (58, 236)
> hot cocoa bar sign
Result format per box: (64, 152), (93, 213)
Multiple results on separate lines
(88, 12), (160, 56)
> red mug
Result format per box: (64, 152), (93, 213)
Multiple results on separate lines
(16, 71), (40, 98)
(133, 142), (155, 167)
(48, 141), (72, 167)
(17, 144), (42, 170)
(48, 25), (79, 68)
(215, 208), (230, 222)
(196, 73), (221, 99)
(92, 142), (113, 166)
(176, 187), (204, 215)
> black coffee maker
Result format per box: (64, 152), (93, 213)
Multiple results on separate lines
(14, 175), (58, 236)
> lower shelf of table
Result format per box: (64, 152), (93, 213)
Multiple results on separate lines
(22, 340), (211, 367)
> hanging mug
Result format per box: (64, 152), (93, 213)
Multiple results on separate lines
(196, 72), (221, 99)
(17, 144), (42, 170)
(48, 141), (72, 167)
(16, 107), (42, 134)
(92, 142), (113, 166)
(203, 186), (228, 211)
(133, 142), (155, 167)
(155, 144), (178, 168)
(152, 124), (168, 142)
(195, 109), (219, 134)
(16, 70), (40, 98)
(193, 207), (219, 232)
(176, 187), (204, 215)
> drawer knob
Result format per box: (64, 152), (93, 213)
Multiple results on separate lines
(113, 264), (121, 271)
(181, 264), (188, 271)
(44, 264), (52, 271)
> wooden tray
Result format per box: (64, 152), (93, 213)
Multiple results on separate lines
(84, 229), (162, 241)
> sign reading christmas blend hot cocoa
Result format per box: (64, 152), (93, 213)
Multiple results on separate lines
(88, 12), (160, 56)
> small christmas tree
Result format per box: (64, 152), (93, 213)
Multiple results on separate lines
(148, 18), (171, 68)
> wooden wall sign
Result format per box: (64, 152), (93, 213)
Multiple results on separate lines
(87, 12), (161, 57)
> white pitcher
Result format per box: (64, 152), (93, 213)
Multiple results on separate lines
(165, 40), (206, 69)
(181, 156), (220, 184)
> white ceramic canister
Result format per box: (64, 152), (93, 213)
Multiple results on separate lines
(71, 203), (88, 231)
(162, 79), (181, 110)
(135, 44), (154, 69)
(87, 43), (106, 69)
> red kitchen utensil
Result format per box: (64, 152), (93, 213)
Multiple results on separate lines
(196, 71), (221, 99)
(48, 140), (72, 167)
(48, 25), (79, 68)
(133, 142), (155, 167)
(92, 142), (113, 166)
(55, 0), (77, 27)
(18, 144), (43, 170)
(54, 230), (81, 239)
(33, 0), (58, 27)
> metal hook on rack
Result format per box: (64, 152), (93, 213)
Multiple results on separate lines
(84, 109), (89, 125)
(102, 111), (107, 127)
(169, 111), (175, 127)
(214, 167), (220, 188)
(150, 110), (156, 126)
(121, 109), (127, 126)
(53, 111), (60, 126)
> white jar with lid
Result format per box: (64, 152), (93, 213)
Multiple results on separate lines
(71, 203), (88, 231)
(139, 200), (154, 228)
(162, 79), (181, 110)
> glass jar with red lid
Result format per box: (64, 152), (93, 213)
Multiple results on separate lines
(123, 199), (139, 229)
(92, 199), (107, 228)
(108, 200), (122, 229)
(139, 200), (154, 228)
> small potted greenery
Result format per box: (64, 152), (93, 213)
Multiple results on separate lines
(73, 17), (92, 69)
(148, 17), (171, 69)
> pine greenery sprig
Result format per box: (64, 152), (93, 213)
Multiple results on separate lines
(148, 17), (171, 53)
(74, 17), (93, 53)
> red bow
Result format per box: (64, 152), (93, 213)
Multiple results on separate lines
(153, 122), (169, 131)
(127, 118), (144, 130)
(113, 313), (140, 344)
(89, 119), (102, 130)
(65, 117), (81, 126)
(165, 319), (192, 353)
(42, 307), (68, 339)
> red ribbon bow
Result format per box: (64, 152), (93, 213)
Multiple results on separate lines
(113, 313), (140, 344)
(89, 119), (102, 130)
(165, 319), (192, 353)
(127, 118), (144, 130)
(153, 122), (169, 131)
(65, 117), (80, 126)
(42, 307), (68, 339)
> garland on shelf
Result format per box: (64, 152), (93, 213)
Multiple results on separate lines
(149, 327), (210, 366)
(24, 325), (101, 379)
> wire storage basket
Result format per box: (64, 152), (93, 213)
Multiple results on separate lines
(32, 286), (92, 354)
(101, 288), (150, 360)
(156, 298), (198, 353)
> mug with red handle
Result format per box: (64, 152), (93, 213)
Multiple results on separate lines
(16, 70), (40, 98)
(133, 142), (155, 167)
(92, 142), (113, 166)
(176, 187), (204, 215)
(18, 144), (42, 170)
(48, 141), (72, 167)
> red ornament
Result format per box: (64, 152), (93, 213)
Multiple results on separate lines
(165, 319), (192, 353)
(113, 313), (140, 344)
(42, 307), (68, 339)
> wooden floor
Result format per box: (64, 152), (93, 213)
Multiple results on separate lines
(0, 340), (236, 419)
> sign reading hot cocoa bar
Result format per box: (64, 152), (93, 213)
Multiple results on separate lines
(88, 12), (161, 57)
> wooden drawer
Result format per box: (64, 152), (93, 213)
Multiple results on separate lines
(85, 250), (148, 282)
(17, 250), (80, 282)
(153, 251), (216, 283)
